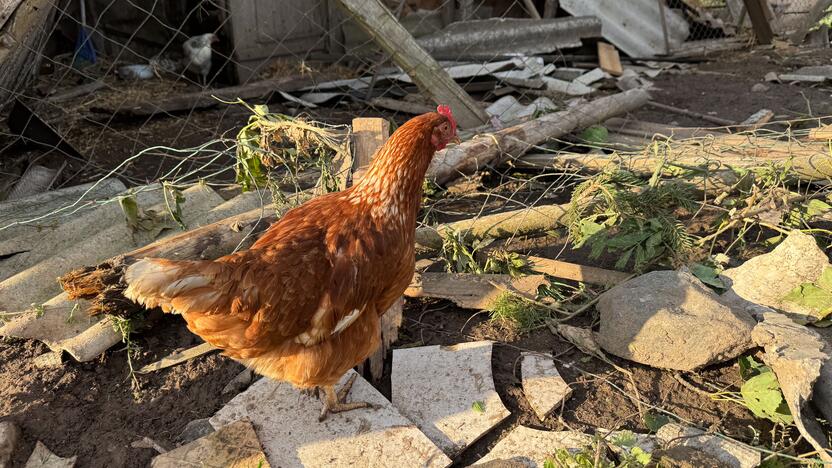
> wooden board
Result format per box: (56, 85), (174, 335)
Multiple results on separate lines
(742, 0), (773, 45)
(336, 0), (488, 129)
(597, 42), (623, 76)
(351, 117), (390, 183)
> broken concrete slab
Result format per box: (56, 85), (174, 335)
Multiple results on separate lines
(561, 0), (689, 58)
(23, 441), (76, 468)
(472, 426), (594, 466)
(574, 68), (609, 87)
(521, 353), (572, 420)
(751, 312), (832, 463)
(210, 369), (450, 468)
(392, 341), (510, 457)
(152, 420), (269, 468)
(0, 184), (224, 313)
(486, 96), (557, 123)
(0, 178), (126, 243)
(656, 424), (760, 468)
(597, 268), (756, 371)
(0, 421), (21, 468)
(541, 76), (593, 96)
(416, 17), (601, 59)
(721, 231), (830, 322)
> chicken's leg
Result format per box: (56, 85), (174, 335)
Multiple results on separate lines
(318, 373), (375, 421)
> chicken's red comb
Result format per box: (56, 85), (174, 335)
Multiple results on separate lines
(436, 105), (456, 132)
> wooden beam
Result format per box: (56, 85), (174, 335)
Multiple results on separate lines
(351, 117), (390, 183)
(742, 0), (773, 44)
(349, 117), (397, 383)
(597, 42), (623, 76)
(336, 0), (489, 129)
(543, 0), (559, 18)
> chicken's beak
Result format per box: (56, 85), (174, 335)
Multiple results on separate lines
(451, 136), (461, 145)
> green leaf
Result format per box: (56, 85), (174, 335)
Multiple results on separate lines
(614, 248), (634, 270)
(642, 411), (670, 432)
(472, 401), (485, 413)
(690, 263), (725, 289)
(811, 318), (832, 328)
(805, 199), (832, 218)
(740, 372), (793, 424)
(119, 194), (139, 229)
(580, 125), (608, 144)
(782, 283), (832, 319)
(630, 447), (652, 465)
(738, 355), (769, 381)
(543, 459), (556, 468)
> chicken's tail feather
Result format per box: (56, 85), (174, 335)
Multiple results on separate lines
(124, 258), (215, 314)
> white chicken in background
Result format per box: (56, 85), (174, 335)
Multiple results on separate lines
(182, 33), (219, 86)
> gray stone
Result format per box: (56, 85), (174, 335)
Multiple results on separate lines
(178, 418), (216, 445)
(722, 231), (830, 322)
(209, 369), (450, 468)
(597, 269), (756, 371)
(33, 352), (63, 369)
(392, 341), (511, 456)
(751, 83), (769, 93)
(656, 424), (760, 468)
(221, 368), (253, 395)
(23, 441), (76, 468)
(752, 312), (832, 463)
(472, 427), (594, 467)
(0, 421), (21, 468)
(764, 71), (780, 82)
(521, 353), (572, 420)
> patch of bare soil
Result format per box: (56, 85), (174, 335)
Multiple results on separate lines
(0, 315), (244, 468)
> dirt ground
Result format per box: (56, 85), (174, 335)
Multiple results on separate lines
(2, 47), (832, 467)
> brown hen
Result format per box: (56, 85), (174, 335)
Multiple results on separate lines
(123, 107), (458, 420)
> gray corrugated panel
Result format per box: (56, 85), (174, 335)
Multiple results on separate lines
(0, 185), (224, 313)
(0, 184), (165, 282)
(0, 178), (126, 243)
(560, 0), (689, 58)
(415, 17), (602, 60)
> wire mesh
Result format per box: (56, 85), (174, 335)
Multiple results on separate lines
(0, 0), (817, 235)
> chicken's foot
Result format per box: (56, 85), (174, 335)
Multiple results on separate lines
(318, 373), (375, 421)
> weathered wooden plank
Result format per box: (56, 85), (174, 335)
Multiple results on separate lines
(351, 117), (390, 183)
(742, 0), (773, 44)
(349, 117), (397, 382)
(336, 0), (488, 129)
(0, 0), (56, 109)
(427, 89), (650, 185)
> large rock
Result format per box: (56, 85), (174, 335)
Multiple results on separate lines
(752, 312), (832, 463)
(597, 269), (756, 371)
(721, 231), (830, 321)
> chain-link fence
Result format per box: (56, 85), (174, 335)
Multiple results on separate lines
(0, 0), (824, 205)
